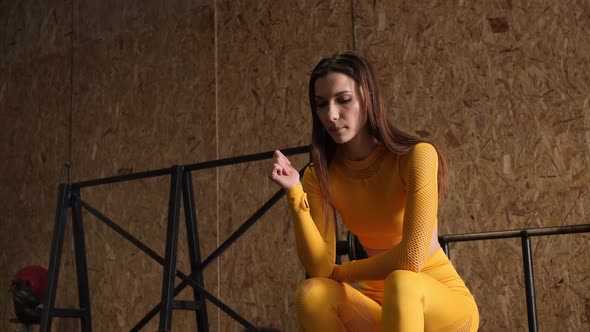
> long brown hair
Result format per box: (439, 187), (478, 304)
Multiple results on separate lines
(308, 51), (449, 216)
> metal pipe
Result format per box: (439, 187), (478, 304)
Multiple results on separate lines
(71, 188), (92, 331)
(521, 231), (538, 332)
(182, 171), (209, 331)
(439, 238), (450, 259)
(73, 167), (171, 188)
(441, 224), (590, 243)
(72, 145), (310, 188)
(158, 166), (183, 332)
(40, 184), (70, 331)
(184, 145), (310, 172)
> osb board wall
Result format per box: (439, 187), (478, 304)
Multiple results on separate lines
(215, 0), (352, 330)
(69, 1), (217, 331)
(0, 0), (71, 67)
(1, 1), (589, 332)
(355, 0), (590, 330)
(0, 1), (219, 332)
(0, 1), (78, 331)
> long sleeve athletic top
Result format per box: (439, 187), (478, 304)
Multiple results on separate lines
(285, 142), (439, 282)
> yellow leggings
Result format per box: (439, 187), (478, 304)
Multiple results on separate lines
(294, 249), (479, 332)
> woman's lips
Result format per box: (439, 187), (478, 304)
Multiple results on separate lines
(328, 127), (346, 134)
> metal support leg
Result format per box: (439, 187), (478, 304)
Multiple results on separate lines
(182, 171), (209, 331)
(40, 184), (70, 331)
(71, 189), (92, 331)
(158, 166), (183, 332)
(521, 231), (538, 332)
(439, 236), (450, 259)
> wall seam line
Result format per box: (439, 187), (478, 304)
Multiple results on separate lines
(213, 1), (221, 331)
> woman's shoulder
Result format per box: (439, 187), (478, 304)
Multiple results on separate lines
(410, 142), (437, 157)
(399, 142), (438, 175)
(399, 142), (437, 159)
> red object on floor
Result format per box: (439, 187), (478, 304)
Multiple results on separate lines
(15, 265), (48, 303)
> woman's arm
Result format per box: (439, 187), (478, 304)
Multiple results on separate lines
(269, 151), (336, 277)
(333, 143), (439, 282)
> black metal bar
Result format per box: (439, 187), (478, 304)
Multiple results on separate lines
(335, 240), (348, 257)
(53, 308), (87, 318)
(334, 211), (342, 265)
(78, 198), (167, 265)
(173, 301), (201, 311)
(71, 189), (92, 332)
(346, 232), (356, 261)
(525, 224), (590, 236)
(72, 145), (310, 188)
(438, 237), (450, 259)
(441, 229), (524, 242)
(184, 145), (310, 171)
(521, 231), (538, 332)
(440, 224), (590, 243)
(201, 189), (285, 270)
(40, 184), (70, 331)
(73, 167), (171, 188)
(77, 197), (255, 331)
(182, 171), (209, 332)
(199, 164), (308, 270)
(158, 166), (183, 332)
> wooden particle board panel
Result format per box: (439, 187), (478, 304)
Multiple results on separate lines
(215, 1), (353, 330)
(0, 57), (72, 329)
(69, 5), (217, 331)
(0, 1), (71, 66)
(355, 1), (590, 330)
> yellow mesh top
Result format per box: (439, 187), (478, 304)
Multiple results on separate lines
(285, 143), (439, 281)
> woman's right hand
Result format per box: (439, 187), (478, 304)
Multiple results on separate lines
(268, 150), (300, 189)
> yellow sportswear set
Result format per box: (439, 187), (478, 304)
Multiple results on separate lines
(285, 143), (479, 331)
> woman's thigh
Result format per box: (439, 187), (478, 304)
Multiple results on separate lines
(295, 277), (383, 332)
(382, 270), (478, 332)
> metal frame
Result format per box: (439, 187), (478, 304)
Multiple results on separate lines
(40, 146), (309, 331)
(40, 143), (590, 331)
(438, 224), (590, 332)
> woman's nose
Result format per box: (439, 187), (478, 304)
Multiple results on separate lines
(327, 103), (339, 121)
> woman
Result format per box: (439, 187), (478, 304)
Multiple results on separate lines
(269, 51), (478, 331)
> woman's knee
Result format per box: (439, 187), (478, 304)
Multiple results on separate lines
(294, 277), (341, 310)
(384, 270), (423, 297)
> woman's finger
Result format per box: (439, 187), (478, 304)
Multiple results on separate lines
(278, 151), (291, 165)
(268, 163), (281, 180)
(274, 163), (285, 177)
(275, 150), (291, 166)
(274, 151), (292, 175)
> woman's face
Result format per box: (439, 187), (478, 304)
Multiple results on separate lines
(314, 72), (368, 145)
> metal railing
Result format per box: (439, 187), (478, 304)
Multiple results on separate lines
(40, 144), (590, 332)
(438, 225), (590, 332)
(40, 145), (310, 332)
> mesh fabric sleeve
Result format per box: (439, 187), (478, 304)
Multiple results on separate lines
(284, 165), (336, 277)
(334, 143), (439, 282)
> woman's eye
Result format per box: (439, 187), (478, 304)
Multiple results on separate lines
(316, 102), (327, 108)
(339, 98), (352, 104)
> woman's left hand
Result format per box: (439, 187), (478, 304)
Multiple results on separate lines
(331, 264), (346, 282)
